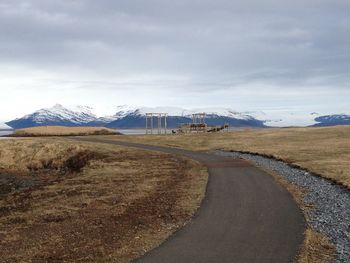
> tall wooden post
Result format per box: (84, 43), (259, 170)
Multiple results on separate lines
(150, 115), (153, 134)
(145, 113), (168, 135)
(164, 114), (167, 134)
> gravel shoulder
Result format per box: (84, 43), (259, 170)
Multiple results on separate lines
(213, 150), (350, 263)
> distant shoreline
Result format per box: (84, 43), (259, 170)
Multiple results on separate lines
(0, 130), (14, 138)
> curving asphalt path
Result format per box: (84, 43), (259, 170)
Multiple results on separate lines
(73, 138), (305, 263)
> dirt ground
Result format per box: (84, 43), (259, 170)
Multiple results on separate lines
(0, 139), (208, 262)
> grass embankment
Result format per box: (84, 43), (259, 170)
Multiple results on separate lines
(0, 139), (208, 262)
(11, 126), (119, 137)
(98, 125), (350, 263)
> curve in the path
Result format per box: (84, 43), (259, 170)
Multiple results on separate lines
(73, 138), (305, 263)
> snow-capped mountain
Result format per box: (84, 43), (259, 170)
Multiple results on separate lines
(5, 104), (350, 129)
(247, 110), (320, 127)
(248, 110), (350, 127)
(313, 114), (350, 126)
(101, 105), (265, 128)
(6, 104), (98, 129)
(98, 105), (140, 122)
(6, 104), (265, 129)
(102, 105), (257, 120)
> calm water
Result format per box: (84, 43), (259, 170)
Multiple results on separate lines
(0, 130), (13, 140)
(0, 130), (13, 137)
(118, 129), (173, 135)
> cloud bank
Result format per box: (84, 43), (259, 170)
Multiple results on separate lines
(0, 0), (349, 119)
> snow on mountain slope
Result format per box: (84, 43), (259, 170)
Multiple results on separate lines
(107, 106), (255, 120)
(6, 104), (99, 129)
(21, 104), (97, 124)
(314, 114), (350, 126)
(104, 106), (265, 128)
(248, 110), (350, 127)
(99, 105), (142, 122)
(187, 108), (253, 120)
(247, 110), (319, 127)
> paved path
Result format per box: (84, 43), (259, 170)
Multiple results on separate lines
(74, 138), (305, 263)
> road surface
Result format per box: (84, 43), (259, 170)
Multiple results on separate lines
(74, 138), (305, 263)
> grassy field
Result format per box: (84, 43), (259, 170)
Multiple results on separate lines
(1, 126), (348, 262)
(11, 126), (119, 137)
(0, 139), (207, 262)
(102, 126), (350, 188)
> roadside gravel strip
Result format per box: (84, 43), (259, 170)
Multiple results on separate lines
(213, 150), (350, 263)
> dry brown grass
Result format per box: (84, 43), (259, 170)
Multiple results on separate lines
(0, 139), (98, 174)
(104, 126), (350, 188)
(12, 126), (119, 137)
(298, 230), (335, 263)
(0, 138), (208, 262)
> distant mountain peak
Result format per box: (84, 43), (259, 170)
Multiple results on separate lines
(314, 114), (350, 126)
(6, 104), (98, 129)
(53, 103), (64, 108)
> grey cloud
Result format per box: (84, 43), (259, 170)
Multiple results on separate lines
(0, 0), (349, 109)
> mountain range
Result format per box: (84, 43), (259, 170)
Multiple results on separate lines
(4, 104), (350, 129)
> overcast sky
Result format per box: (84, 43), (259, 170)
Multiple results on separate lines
(0, 0), (349, 121)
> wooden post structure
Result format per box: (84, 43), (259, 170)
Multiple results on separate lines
(158, 114), (161, 134)
(146, 113), (168, 135)
(191, 113), (206, 132)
